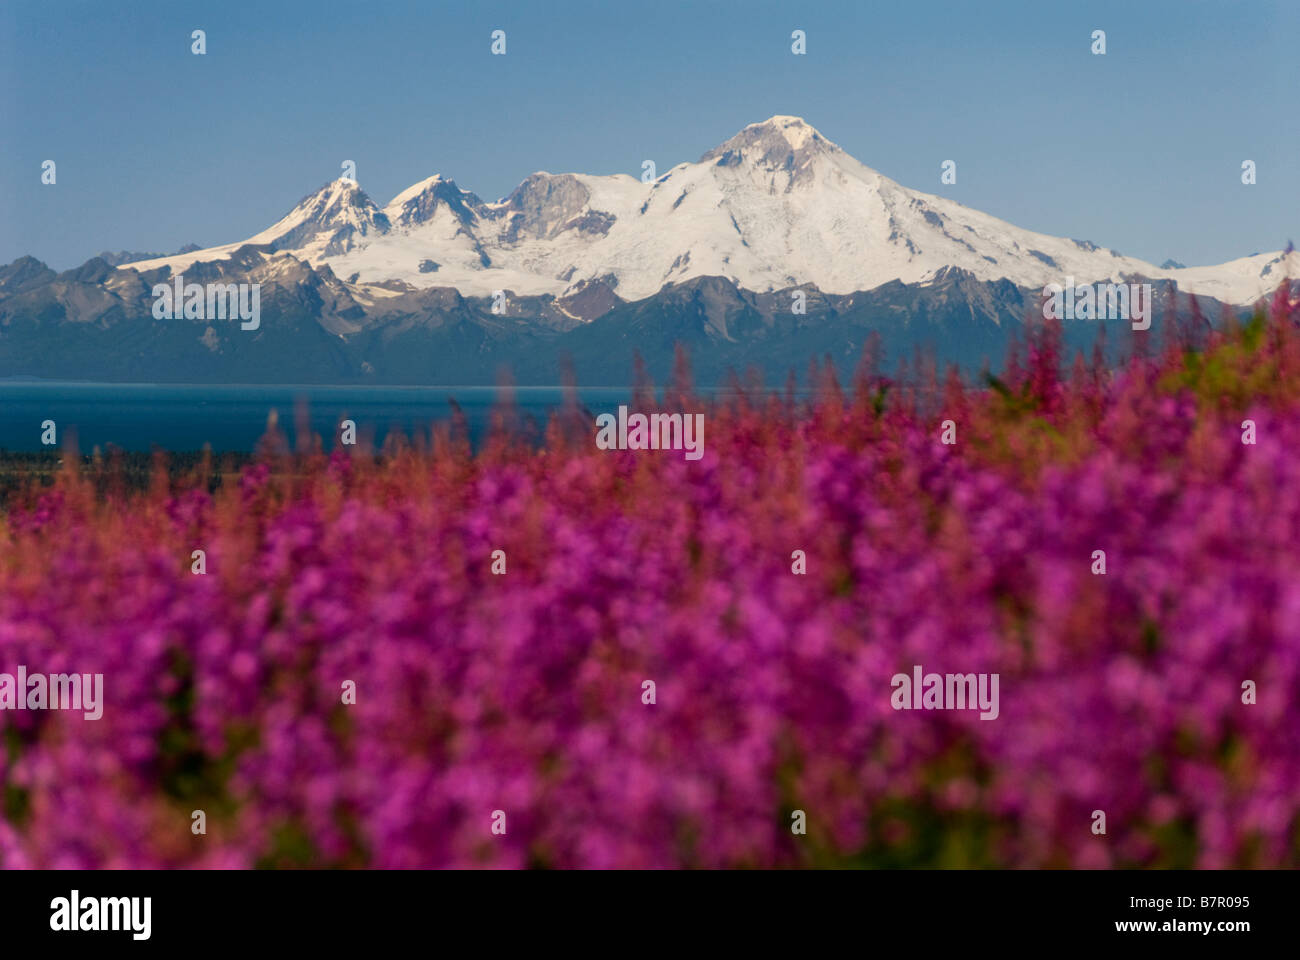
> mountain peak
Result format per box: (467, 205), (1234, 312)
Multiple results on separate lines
(752, 115), (823, 143)
(385, 174), (484, 229)
(314, 176), (366, 199)
(699, 115), (839, 172)
(250, 177), (389, 257)
(290, 177), (376, 217)
(387, 174), (449, 210)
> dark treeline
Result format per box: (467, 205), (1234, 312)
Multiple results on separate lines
(0, 448), (255, 505)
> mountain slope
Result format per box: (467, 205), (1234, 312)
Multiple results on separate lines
(2, 245), (1242, 387)
(114, 115), (1293, 306)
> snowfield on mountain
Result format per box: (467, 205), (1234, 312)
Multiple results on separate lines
(119, 116), (1294, 307)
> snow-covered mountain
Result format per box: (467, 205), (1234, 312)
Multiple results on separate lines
(121, 115), (1294, 306)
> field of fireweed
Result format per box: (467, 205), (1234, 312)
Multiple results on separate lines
(1, 289), (1299, 869)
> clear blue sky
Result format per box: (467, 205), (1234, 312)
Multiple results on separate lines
(1, 0), (1295, 270)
